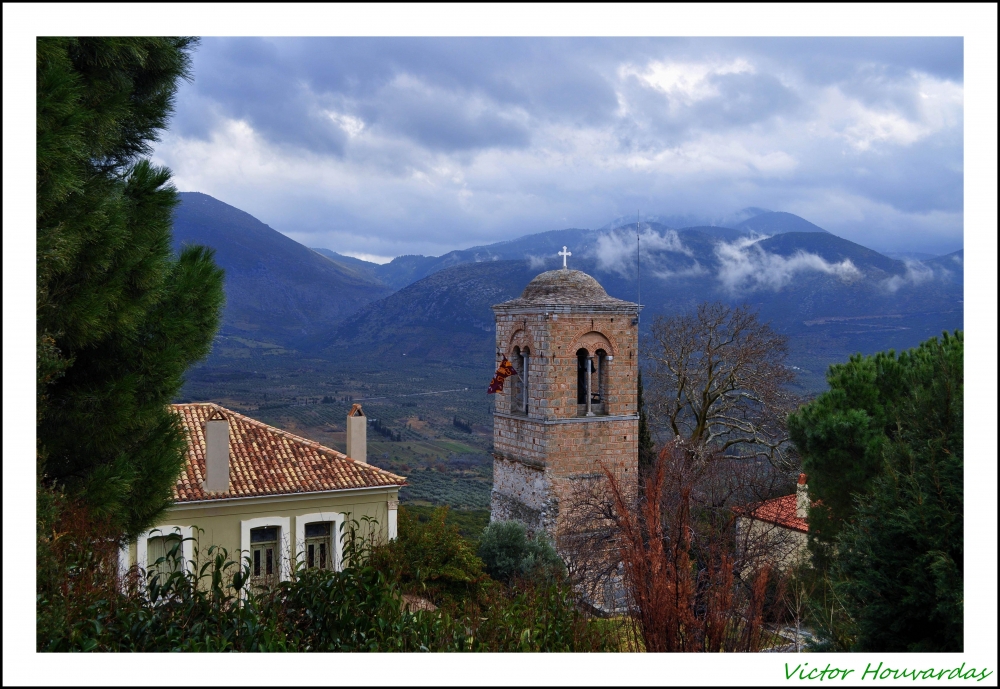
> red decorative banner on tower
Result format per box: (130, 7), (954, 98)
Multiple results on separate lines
(487, 356), (517, 394)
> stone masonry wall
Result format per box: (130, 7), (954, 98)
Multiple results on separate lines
(490, 456), (555, 532)
(493, 311), (638, 420)
(492, 304), (639, 541)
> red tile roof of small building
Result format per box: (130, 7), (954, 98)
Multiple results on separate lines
(170, 403), (405, 503)
(733, 494), (808, 534)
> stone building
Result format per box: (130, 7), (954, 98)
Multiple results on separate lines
(490, 267), (640, 542)
(734, 473), (811, 573)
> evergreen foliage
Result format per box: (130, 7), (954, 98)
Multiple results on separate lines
(370, 417), (401, 441)
(477, 520), (565, 583)
(36, 37), (224, 537)
(787, 331), (963, 560)
(371, 506), (488, 603)
(789, 332), (963, 651)
(830, 333), (963, 651)
(400, 505), (491, 542)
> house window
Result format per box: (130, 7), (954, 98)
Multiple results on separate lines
(304, 522), (333, 570)
(250, 526), (279, 588)
(136, 525), (193, 581)
(146, 533), (183, 581)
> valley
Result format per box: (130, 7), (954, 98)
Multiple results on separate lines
(174, 193), (963, 513)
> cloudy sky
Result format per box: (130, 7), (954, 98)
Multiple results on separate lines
(152, 37), (964, 261)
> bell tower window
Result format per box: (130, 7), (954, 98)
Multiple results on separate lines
(511, 346), (529, 415)
(577, 347), (609, 416)
(521, 347), (529, 414)
(576, 349), (593, 416)
(595, 348), (608, 415)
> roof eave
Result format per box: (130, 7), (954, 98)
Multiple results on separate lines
(169, 483), (406, 509)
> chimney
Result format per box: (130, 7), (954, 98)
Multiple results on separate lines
(204, 413), (230, 493)
(346, 403), (366, 464)
(796, 473), (809, 519)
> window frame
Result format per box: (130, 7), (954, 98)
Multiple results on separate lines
(136, 525), (194, 575)
(240, 516), (292, 583)
(294, 512), (345, 572)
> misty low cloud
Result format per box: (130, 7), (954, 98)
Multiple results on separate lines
(881, 259), (936, 293)
(594, 227), (692, 277)
(715, 237), (861, 293)
(650, 263), (708, 280)
(526, 254), (550, 270)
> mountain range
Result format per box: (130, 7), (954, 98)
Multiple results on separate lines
(172, 193), (392, 344)
(173, 193), (962, 391)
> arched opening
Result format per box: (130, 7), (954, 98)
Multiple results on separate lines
(510, 346), (530, 415)
(577, 348), (591, 415)
(521, 346), (530, 415)
(511, 346), (523, 414)
(577, 347), (609, 416)
(594, 348), (608, 415)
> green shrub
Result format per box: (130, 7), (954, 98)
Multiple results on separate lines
(37, 498), (605, 652)
(464, 577), (610, 651)
(400, 505), (490, 543)
(477, 520), (565, 583)
(371, 506), (487, 604)
(279, 517), (467, 651)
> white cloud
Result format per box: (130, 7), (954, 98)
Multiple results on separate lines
(340, 251), (393, 264)
(621, 58), (755, 106)
(715, 236), (861, 293)
(525, 254), (549, 270)
(326, 111), (366, 137)
(650, 263), (707, 280)
(594, 227), (694, 278)
(881, 258), (935, 293)
(815, 72), (963, 152)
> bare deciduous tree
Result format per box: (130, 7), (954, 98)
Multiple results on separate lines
(564, 442), (786, 651)
(645, 302), (800, 469)
(559, 447), (805, 650)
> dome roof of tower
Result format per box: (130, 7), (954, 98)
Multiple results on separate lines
(496, 269), (635, 308)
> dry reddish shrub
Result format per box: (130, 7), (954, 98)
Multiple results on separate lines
(597, 443), (783, 652)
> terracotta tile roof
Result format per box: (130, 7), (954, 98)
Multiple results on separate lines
(733, 494), (809, 534)
(170, 403), (405, 503)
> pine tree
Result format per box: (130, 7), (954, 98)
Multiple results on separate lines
(830, 333), (963, 651)
(36, 38), (224, 538)
(789, 332), (963, 651)
(787, 331), (963, 563)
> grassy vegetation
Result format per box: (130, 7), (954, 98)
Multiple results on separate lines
(591, 617), (645, 652)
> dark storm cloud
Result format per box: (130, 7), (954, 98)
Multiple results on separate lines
(157, 37), (964, 258)
(175, 38), (349, 154)
(174, 38), (625, 154)
(613, 67), (803, 153)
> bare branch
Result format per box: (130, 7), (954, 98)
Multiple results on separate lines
(645, 302), (801, 470)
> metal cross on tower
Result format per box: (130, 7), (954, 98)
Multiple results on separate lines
(558, 246), (572, 269)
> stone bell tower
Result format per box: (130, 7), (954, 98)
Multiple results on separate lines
(490, 267), (640, 542)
